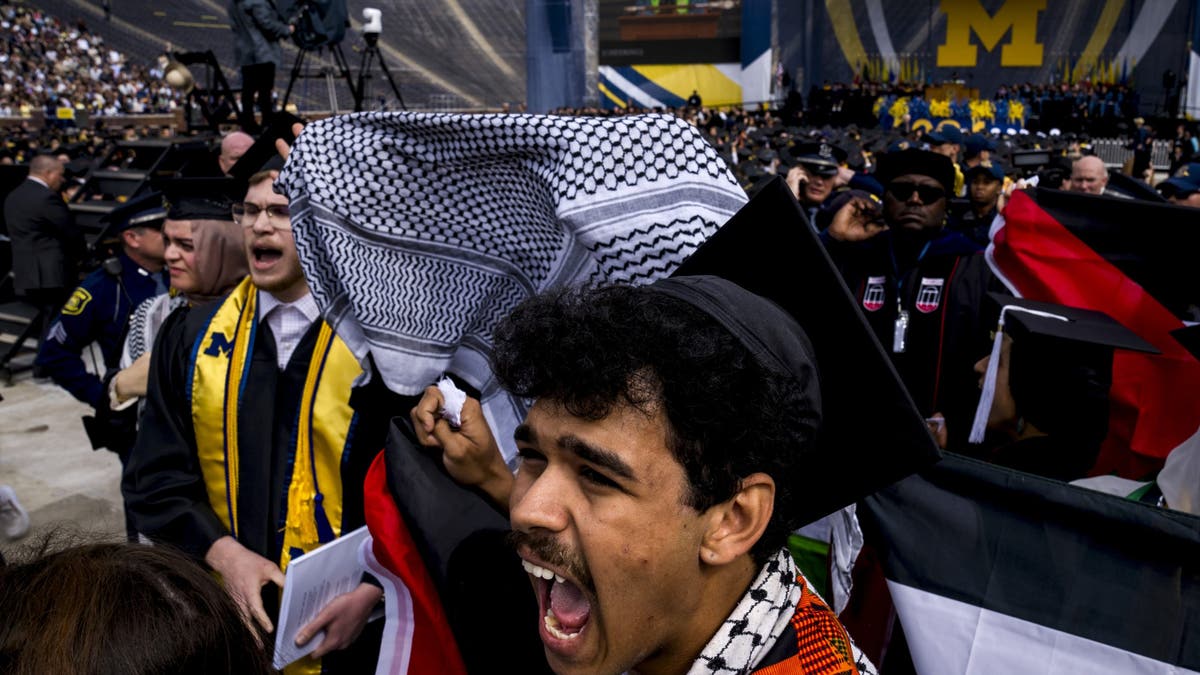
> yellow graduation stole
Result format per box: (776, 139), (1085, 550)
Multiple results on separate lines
(190, 277), (361, 572)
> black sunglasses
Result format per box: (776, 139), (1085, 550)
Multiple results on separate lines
(887, 182), (946, 203)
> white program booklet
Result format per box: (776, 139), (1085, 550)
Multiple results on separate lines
(272, 526), (372, 670)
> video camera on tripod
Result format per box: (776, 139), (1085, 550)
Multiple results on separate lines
(279, 1), (405, 112)
(280, 0), (348, 49)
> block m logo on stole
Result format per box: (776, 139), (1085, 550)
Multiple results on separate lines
(937, 0), (1045, 67)
(204, 332), (235, 358)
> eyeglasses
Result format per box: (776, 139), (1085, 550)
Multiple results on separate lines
(887, 182), (946, 204)
(232, 202), (291, 228)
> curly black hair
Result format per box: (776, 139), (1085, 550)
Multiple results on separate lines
(491, 284), (820, 564)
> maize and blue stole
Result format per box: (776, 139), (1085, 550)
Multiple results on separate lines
(189, 277), (361, 573)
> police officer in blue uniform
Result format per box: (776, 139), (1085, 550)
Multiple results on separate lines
(36, 193), (168, 460)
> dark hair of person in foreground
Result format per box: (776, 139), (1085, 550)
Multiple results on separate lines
(490, 284), (820, 564)
(0, 537), (274, 675)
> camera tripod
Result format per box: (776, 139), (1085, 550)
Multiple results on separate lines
(281, 42), (356, 113)
(353, 32), (406, 111)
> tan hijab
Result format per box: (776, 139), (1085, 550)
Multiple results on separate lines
(186, 218), (248, 304)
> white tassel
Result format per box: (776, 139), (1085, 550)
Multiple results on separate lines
(968, 306), (1070, 444)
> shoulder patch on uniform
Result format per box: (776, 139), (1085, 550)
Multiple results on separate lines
(61, 287), (93, 316)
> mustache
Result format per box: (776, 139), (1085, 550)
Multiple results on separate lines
(506, 530), (595, 595)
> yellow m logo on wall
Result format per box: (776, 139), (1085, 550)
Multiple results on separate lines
(937, 0), (1045, 67)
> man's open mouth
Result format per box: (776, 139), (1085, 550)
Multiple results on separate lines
(522, 559), (592, 641)
(252, 246), (282, 266)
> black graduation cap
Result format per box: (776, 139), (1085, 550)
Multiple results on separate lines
(983, 293), (1157, 353)
(969, 293), (1158, 448)
(152, 175), (244, 221)
(94, 191), (167, 243)
(226, 111), (303, 183)
(670, 176), (941, 526)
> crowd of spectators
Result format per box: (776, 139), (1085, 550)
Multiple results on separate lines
(0, 4), (183, 119)
(798, 79), (1143, 135)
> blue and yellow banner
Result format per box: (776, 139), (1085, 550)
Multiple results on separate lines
(780, 0), (1189, 108)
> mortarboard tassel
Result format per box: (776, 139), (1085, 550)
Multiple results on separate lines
(969, 306), (1070, 444)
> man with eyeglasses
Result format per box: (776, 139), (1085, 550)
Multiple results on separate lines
(123, 169), (391, 672)
(820, 149), (998, 449)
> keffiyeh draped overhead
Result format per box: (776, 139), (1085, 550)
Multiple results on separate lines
(277, 112), (746, 459)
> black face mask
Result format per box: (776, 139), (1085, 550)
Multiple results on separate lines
(887, 182), (946, 204)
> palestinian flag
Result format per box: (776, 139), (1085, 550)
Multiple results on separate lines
(987, 188), (1200, 478)
(859, 453), (1200, 674)
(360, 450), (468, 675)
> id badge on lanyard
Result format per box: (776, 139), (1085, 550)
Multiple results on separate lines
(893, 301), (908, 353)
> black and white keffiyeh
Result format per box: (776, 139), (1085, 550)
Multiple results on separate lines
(688, 549), (804, 675)
(277, 112), (746, 462)
(688, 548), (877, 675)
(120, 293), (188, 368)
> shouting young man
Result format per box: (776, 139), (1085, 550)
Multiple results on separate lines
(411, 180), (940, 675)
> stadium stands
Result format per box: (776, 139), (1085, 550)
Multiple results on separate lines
(28, 0), (525, 113)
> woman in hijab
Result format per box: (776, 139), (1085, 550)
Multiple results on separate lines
(108, 208), (248, 408)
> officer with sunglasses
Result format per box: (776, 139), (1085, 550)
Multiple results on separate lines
(821, 149), (1001, 451)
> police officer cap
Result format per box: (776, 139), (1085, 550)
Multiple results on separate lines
(1159, 162), (1200, 197)
(963, 159), (1006, 182)
(99, 191), (167, 233)
(964, 133), (997, 158)
(926, 126), (964, 146)
(785, 141), (846, 175)
(153, 176), (244, 221)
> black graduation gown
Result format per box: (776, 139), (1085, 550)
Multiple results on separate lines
(123, 301), (390, 671)
(822, 228), (999, 448)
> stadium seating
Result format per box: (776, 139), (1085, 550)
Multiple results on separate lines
(30, 0), (525, 112)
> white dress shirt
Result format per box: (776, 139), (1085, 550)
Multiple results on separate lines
(257, 291), (320, 369)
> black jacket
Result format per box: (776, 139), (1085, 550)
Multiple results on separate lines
(3, 178), (84, 294)
(822, 228), (1000, 447)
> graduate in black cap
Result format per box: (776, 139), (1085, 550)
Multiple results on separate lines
(968, 294), (1158, 480)
(33, 192), (168, 537)
(822, 149), (999, 448)
(408, 179), (938, 674)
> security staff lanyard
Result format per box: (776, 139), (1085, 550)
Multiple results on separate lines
(890, 240), (932, 354)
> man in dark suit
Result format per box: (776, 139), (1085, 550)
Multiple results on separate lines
(5, 155), (83, 308)
(4, 154), (85, 355)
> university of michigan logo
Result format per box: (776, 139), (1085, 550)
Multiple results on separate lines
(937, 0), (1045, 67)
(204, 332), (235, 357)
(823, 0), (1173, 79)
